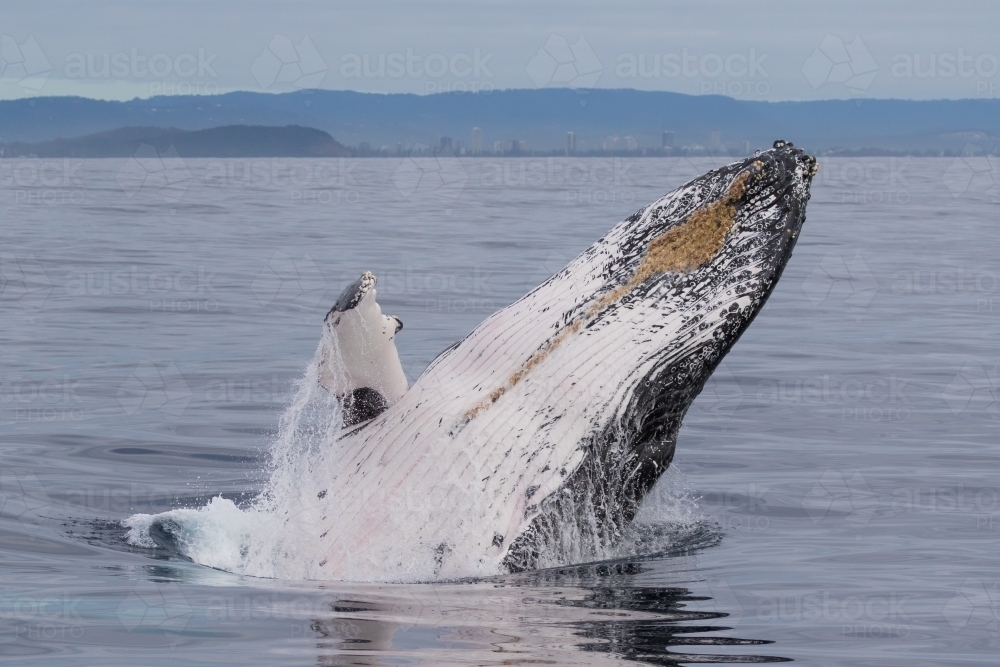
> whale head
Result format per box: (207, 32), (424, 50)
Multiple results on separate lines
(501, 141), (818, 569)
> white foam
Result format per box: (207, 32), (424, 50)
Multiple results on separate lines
(124, 342), (701, 582)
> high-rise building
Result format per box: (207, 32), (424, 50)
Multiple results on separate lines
(662, 131), (675, 149)
(440, 136), (453, 153)
(710, 130), (721, 151)
(471, 127), (482, 154)
(566, 131), (576, 155)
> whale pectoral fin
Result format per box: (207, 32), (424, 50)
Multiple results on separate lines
(318, 272), (409, 426)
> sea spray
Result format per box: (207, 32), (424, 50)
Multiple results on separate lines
(125, 340), (704, 580)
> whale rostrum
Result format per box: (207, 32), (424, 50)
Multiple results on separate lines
(313, 142), (817, 576)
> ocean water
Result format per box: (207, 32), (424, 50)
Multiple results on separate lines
(1, 154), (998, 665)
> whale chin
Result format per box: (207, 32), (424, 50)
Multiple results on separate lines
(312, 142), (817, 577)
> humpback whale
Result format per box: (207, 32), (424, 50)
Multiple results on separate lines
(140, 142), (816, 579)
(305, 141), (817, 575)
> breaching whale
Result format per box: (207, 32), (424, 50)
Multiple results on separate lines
(142, 142), (816, 579)
(306, 141), (817, 575)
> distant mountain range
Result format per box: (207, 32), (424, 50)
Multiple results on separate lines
(1, 125), (348, 158)
(1, 89), (999, 154)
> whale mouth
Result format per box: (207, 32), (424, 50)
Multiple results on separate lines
(501, 141), (817, 571)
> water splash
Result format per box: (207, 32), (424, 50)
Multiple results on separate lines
(125, 344), (705, 581)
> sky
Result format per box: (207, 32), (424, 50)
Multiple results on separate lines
(1, 1), (997, 102)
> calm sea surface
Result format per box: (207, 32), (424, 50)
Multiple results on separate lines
(1, 155), (998, 665)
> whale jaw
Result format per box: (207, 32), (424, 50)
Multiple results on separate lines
(310, 143), (816, 579)
(502, 142), (817, 571)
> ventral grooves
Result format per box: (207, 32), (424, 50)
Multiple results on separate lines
(455, 168), (754, 429)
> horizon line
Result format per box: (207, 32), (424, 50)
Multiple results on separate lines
(2, 87), (999, 105)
